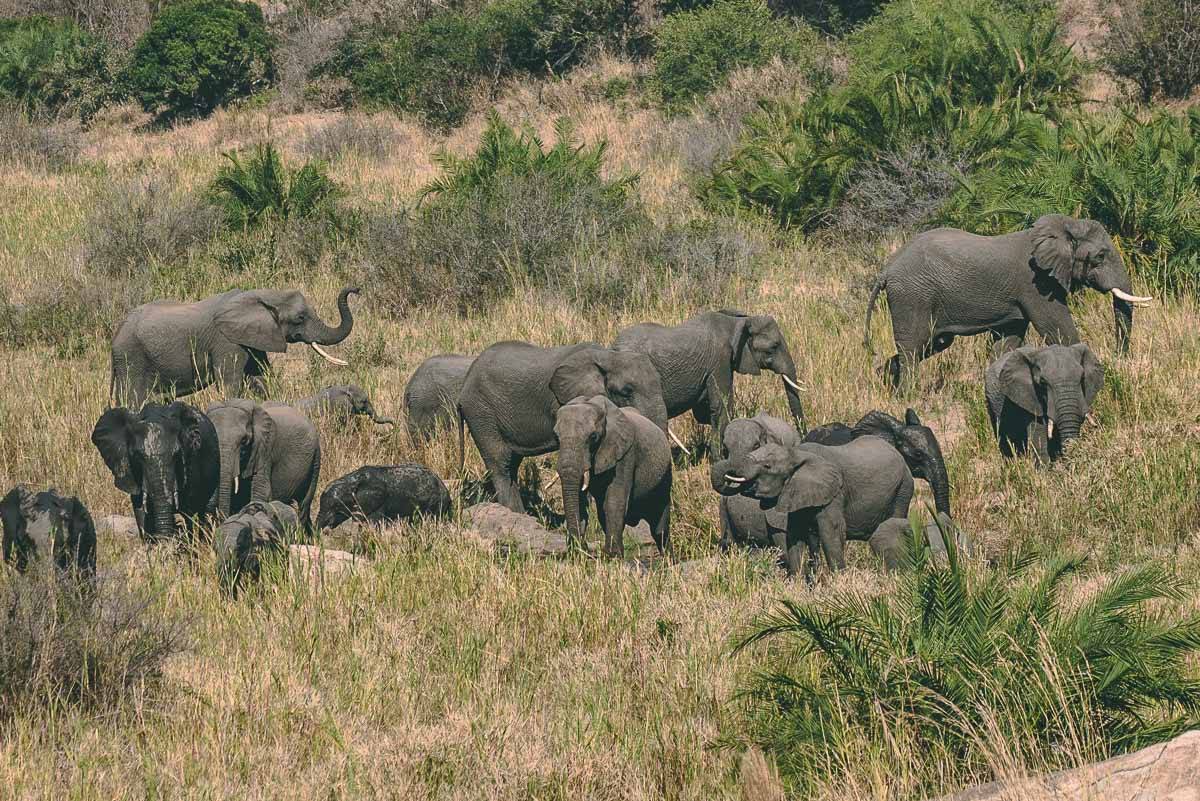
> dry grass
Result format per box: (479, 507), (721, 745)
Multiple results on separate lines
(1, 54), (1198, 800)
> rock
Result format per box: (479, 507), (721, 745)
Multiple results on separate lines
(935, 730), (1200, 801)
(288, 544), (361, 582)
(462, 503), (567, 556)
(97, 515), (139, 538)
(626, 520), (656, 547)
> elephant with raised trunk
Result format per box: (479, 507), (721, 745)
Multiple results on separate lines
(614, 310), (805, 449)
(985, 343), (1104, 464)
(404, 354), (474, 443)
(865, 215), (1151, 388)
(458, 341), (669, 514)
(91, 402), (220, 543)
(206, 399), (322, 534)
(295, 384), (395, 426)
(554, 396), (672, 558)
(1, 486), (96, 577)
(111, 286), (359, 407)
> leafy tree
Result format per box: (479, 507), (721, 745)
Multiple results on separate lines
(0, 15), (113, 120)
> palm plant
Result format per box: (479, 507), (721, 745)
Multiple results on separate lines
(210, 142), (341, 231)
(734, 532), (1200, 794)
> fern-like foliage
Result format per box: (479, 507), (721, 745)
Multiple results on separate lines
(209, 142), (341, 230)
(734, 536), (1200, 795)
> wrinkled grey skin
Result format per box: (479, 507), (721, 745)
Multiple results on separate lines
(216, 500), (299, 596)
(458, 341), (669, 513)
(554, 396), (673, 558)
(111, 286), (359, 407)
(316, 465), (452, 530)
(868, 513), (970, 570)
(614, 310), (805, 448)
(92, 402), (220, 543)
(404, 354), (474, 443)
(295, 385), (394, 426)
(206, 399), (321, 534)
(713, 439), (913, 581)
(866, 215), (1143, 388)
(985, 343), (1104, 465)
(1, 486), (96, 577)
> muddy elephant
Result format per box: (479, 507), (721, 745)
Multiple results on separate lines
(316, 465), (452, 530)
(206, 399), (322, 533)
(295, 385), (394, 426)
(865, 215), (1151, 387)
(1, 486), (96, 577)
(111, 286), (359, 407)
(216, 500), (300, 596)
(404, 354), (474, 443)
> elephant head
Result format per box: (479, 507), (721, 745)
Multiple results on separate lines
(206, 400), (276, 518)
(92, 402), (210, 540)
(715, 443), (842, 530)
(216, 500), (298, 596)
(1, 486), (95, 576)
(316, 470), (378, 530)
(725, 311), (806, 431)
(994, 344), (1104, 455)
(214, 286), (359, 365)
(853, 408), (952, 517)
(1030, 215), (1152, 354)
(550, 347), (669, 433)
(340, 385), (395, 424)
(553, 395), (635, 550)
(715, 413), (801, 487)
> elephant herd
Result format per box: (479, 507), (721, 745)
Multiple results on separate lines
(2, 214), (1154, 588)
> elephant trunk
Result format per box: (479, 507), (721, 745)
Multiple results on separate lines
(217, 446), (236, 518)
(558, 449), (588, 550)
(770, 347), (806, 434)
(1112, 298), (1133, 356)
(924, 456), (952, 518)
(308, 287), (358, 346)
(1052, 389), (1085, 444)
(143, 463), (178, 539)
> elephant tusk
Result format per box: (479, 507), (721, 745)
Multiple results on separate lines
(668, 427), (692, 455)
(580, 470), (590, 493)
(311, 342), (349, 366)
(724, 474), (747, 484)
(545, 472), (560, 490)
(1110, 288), (1154, 306)
(233, 475), (239, 495)
(1047, 419), (1055, 439)
(781, 375), (806, 392)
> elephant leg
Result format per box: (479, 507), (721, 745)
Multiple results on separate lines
(647, 497), (672, 561)
(989, 321), (1028, 357)
(1028, 304), (1081, 347)
(891, 473), (915, 519)
(868, 521), (906, 571)
(717, 498), (733, 553)
(296, 451), (320, 539)
(602, 489), (630, 559)
(815, 506), (847, 573)
(770, 528), (798, 578)
(212, 346), (251, 398)
(242, 349), (270, 397)
(801, 533), (821, 584)
(705, 371), (734, 454)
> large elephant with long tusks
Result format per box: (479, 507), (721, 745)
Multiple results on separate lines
(110, 286), (359, 407)
(865, 215), (1151, 388)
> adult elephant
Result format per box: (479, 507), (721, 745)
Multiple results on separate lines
(458, 341), (669, 513)
(91, 402), (221, 543)
(404, 354), (474, 443)
(614, 310), (805, 448)
(865, 215), (1152, 387)
(111, 286), (359, 407)
(206, 399), (322, 534)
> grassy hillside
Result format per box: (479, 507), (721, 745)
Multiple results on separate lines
(1, 1), (1199, 798)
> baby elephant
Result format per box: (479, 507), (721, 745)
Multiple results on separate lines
(1, 486), (96, 577)
(295, 385), (395, 426)
(216, 500), (299, 595)
(554, 395), (672, 559)
(316, 465), (452, 530)
(985, 344), (1104, 464)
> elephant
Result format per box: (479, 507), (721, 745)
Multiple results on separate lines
(865, 214), (1152, 387)
(206, 399), (322, 533)
(614, 310), (805, 449)
(316, 465), (452, 530)
(404, 354), (474, 443)
(216, 500), (300, 596)
(110, 286), (359, 407)
(91, 402), (221, 543)
(457, 341), (669, 514)
(712, 438), (913, 580)
(985, 343), (1104, 464)
(554, 395), (673, 558)
(1, 486), (96, 577)
(295, 384), (395, 426)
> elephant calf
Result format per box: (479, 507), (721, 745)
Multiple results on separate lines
(295, 385), (395, 426)
(404, 354), (474, 443)
(554, 395), (673, 559)
(316, 465), (452, 530)
(1, 486), (96, 577)
(216, 500), (300, 596)
(985, 343), (1104, 464)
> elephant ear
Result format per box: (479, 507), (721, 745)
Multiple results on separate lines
(852, 409), (905, 445)
(92, 408), (139, 494)
(765, 450), (843, 531)
(214, 291), (287, 353)
(65, 496), (96, 574)
(171, 403), (206, 455)
(1031, 214), (1088, 293)
(997, 349), (1043, 416)
(1, 486), (27, 559)
(549, 348), (606, 406)
(1071, 343), (1105, 408)
(728, 314), (760, 375)
(247, 406), (276, 500)
(594, 399), (635, 475)
(905, 408), (922, 426)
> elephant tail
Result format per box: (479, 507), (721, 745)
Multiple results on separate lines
(456, 403), (466, 475)
(864, 274), (886, 353)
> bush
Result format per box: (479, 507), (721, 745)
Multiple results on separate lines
(734, 540), (1200, 796)
(1104, 0), (1200, 102)
(652, 0), (814, 111)
(0, 569), (187, 719)
(301, 113), (403, 161)
(209, 141), (342, 230)
(125, 0), (275, 123)
(0, 102), (80, 168)
(0, 15), (113, 119)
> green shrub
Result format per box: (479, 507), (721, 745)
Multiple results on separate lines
(1104, 0), (1200, 102)
(209, 142), (342, 230)
(659, 0), (886, 34)
(0, 15), (113, 120)
(652, 0), (813, 111)
(125, 0), (275, 122)
(734, 540), (1200, 796)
